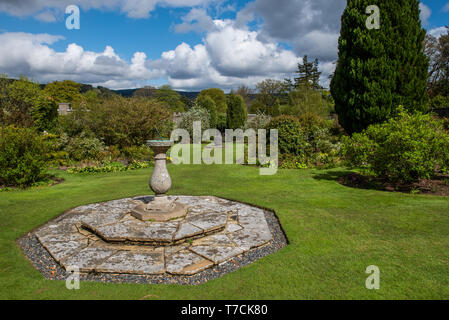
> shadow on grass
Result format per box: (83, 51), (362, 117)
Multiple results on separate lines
(312, 169), (386, 192)
(312, 170), (354, 182)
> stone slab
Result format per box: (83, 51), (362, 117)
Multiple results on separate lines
(225, 223), (243, 233)
(88, 221), (137, 241)
(41, 239), (89, 263)
(166, 250), (213, 275)
(131, 203), (188, 222)
(174, 222), (203, 241)
(187, 211), (228, 232)
(189, 245), (244, 264)
(96, 249), (165, 274)
(229, 228), (273, 251)
(139, 222), (179, 242)
(191, 234), (235, 246)
(61, 247), (117, 272)
(36, 228), (85, 244)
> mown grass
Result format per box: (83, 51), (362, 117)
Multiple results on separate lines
(0, 164), (448, 300)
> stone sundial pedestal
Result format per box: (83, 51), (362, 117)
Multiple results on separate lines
(20, 138), (286, 282)
(131, 140), (188, 222)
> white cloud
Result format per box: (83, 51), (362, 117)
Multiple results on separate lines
(35, 10), (57, 22)
(170, 1), (343, 89)
(0, 0), (346, 90)
(293, 30), (339, 62)
(0, 28), (301, 91)
(442, 3), (449, 13)
(318, 60), (336, 89)
(237, 0), (345, 59)
(420, 3), (431, 25)
(0, 32), (161, 89)
(428, 26), (448, 38)
(174, 8), (217, 33)
(151, 21), (301, 90)
(0, 0), (211, 20)
(205, 23), (298, 77)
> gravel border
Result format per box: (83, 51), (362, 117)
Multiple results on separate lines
(17, 206), (288, 285)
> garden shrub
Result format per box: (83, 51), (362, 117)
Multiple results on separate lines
(245, 111), (271, 131)
(85, 96), (173, 149)
(443, 118), (449, 132)
(65, 132), (105, 162)
(67, 161), (151, 174)
(43, 133), (69, 166)
(429, 95), (449, 110)
(298, 113), (334, 152)
(265, 115), (307, 156)
(198, 88), (227, 113)
(179, 104), (210, 137)
(341, 108), (449, 182)
(97, 145), (122, 163)
(287, 86), (332, 119)
(31, 94), (58, 132)
(279, 154), (308, 169)
(216, 113), (227, 132)
(121, 145), (154, 162)
(0, 126), (49, 187)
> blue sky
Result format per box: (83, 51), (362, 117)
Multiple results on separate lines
(0, 0), (447, 91)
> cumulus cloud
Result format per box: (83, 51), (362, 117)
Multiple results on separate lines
(238, 0), (345, 61)
(174, 8), (218, 33)
(151, 21), (300, 90)
(0, 0), (344, 89)
(169, 1), (347, 89)
(0, 0), (211, 20)
(174, 0), (344, 87)
(0, 32), (161, 89)
(428, 26), (448, 39)
(0, 27), (301, 91)
(419, 3), (431, 25)
(442, 3), (449, 13)
(205, 22), (298, 77)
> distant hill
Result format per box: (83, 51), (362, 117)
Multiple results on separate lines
(9, 77), (204, 101)
(113, 89), (138, 97)
(113, 88), (200, 100)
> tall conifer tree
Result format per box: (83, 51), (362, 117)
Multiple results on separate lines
(330, 0), (429, 133)
(295, 55), (321, 90)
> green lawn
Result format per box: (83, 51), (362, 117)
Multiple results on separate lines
(1, 164), (448, 299)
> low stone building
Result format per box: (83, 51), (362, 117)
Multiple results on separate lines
(58, 103), (72, 116)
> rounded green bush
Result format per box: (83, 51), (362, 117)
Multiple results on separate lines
(0, 126), (50, 187)
(298, 112), (335, 155)
(266, 115), (307, 156)
(342, 108), (449, 182)
(65, 133), (105, 162)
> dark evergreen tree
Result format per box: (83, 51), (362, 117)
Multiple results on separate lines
(196, 95), (218, 128)
(32, 95), (58, 132)
(294, 55), (321, 90)
(330, 0), (429, 134)
(226, 94), (247, 129)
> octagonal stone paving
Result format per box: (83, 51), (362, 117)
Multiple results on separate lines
(29, 196), (278, 277)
